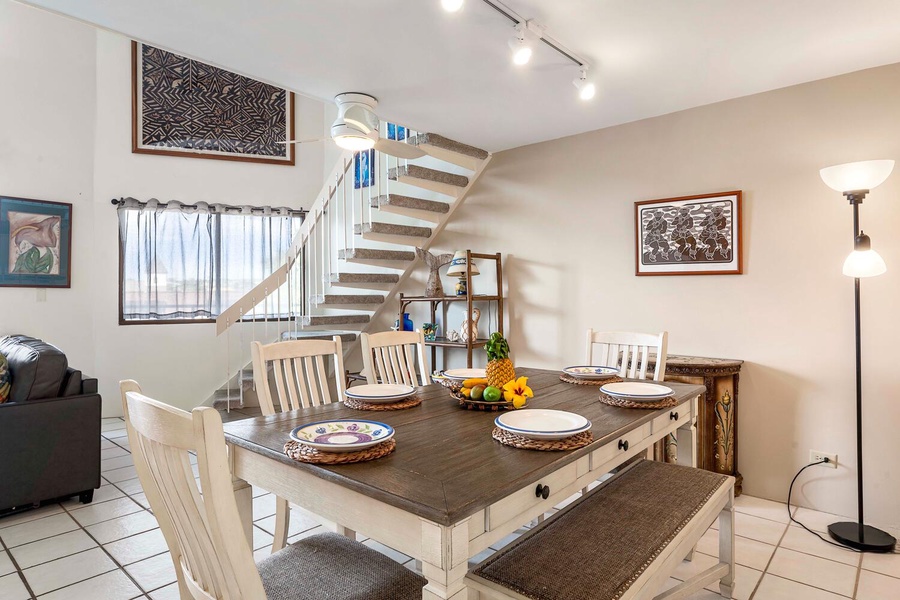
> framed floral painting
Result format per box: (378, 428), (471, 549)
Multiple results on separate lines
(635, 191), (743, 276)
(0, 196), (72, 288)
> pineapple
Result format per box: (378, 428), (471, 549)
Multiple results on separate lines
(485, 332), (516, 389)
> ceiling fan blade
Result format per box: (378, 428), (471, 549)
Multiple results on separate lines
(374, 138), (427, 159)
(276, 136), (328, 145)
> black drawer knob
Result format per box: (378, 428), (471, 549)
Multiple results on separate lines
(670, 411), (679, 421)
(618, 439), (629, 451)
(535, 484), (550, 499)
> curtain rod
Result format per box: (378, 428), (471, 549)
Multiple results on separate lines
(110, 197), (307, 218)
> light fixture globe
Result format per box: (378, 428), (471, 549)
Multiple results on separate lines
(573, 68), (596, 100)
(820, 160), (895, 193)
(441, 0), (464, 12)
(509, 36), (533, 65)
(843, 232), (887, 278)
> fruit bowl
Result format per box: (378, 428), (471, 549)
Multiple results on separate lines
(436, 377), (518, 411)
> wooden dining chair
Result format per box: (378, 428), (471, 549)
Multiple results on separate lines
(585, 330), (669, 381)
(120, 388), (427, 600)
(359, 330), (429, 386)
(250, 337), (346, 552)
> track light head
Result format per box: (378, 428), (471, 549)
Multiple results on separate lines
(509, 21), (535, 66)
(441, 0), (463, 12)
(573, 67), (596, 100)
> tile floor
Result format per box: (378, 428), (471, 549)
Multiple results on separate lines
(1, 412), (898, 599)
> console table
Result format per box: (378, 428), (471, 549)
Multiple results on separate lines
(649, 355), (744, 495)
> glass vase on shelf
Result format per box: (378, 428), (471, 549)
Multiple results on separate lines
(402, 313), (414, 332)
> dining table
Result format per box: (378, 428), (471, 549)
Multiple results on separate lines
(223, 367), (706, 600)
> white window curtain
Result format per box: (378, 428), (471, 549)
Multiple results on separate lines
(118, 198), (302, 322)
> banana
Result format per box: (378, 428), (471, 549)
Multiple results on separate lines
(460, 387), (472, 398)
(462, 378), (488, 388)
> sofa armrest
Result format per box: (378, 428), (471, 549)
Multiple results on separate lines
(81, 376), (98, 395)
(0, 393), (101, 510)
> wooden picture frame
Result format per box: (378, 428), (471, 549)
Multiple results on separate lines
(635, 191), (743, 276)
(131, 41), (295, 165)
(0, 196), (72, 288)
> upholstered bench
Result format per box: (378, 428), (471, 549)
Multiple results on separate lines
(467, 459), (735, 600)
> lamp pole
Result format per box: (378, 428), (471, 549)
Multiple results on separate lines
(825, 191), (896, 552)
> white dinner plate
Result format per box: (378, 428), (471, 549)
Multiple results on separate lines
(345, 383), (415, 404)
(495, 409), (592, 441)
(443, 368), (487, 380)
(600, 382), (673, 400)
(290, 419), (394, 453)
(562, 365), (619, 380)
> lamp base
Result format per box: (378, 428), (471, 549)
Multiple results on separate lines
(828, 521), (896, 553)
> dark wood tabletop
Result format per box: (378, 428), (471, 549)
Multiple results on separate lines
(223, 367), (706, 525)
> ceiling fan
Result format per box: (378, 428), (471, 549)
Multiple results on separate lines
(280, 93), (426, 160)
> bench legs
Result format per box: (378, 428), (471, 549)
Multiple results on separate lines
(718, 488), (735, 598)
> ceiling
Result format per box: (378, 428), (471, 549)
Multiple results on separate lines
(19, 0), (900, 152)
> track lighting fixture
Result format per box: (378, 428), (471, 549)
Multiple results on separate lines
(508, 22), (534, 66)
(573, 67), (596, 100)
(441, 0), (464, 12)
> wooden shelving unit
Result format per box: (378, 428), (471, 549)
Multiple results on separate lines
(398, 251), (503, 370)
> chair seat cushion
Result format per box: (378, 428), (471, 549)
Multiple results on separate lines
(257, 532), (427, 600)
(470, 460), (729, 600)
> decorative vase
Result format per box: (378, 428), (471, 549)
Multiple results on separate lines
(402, 313), (414, 332)
(422, 322), (437, 341)
(415, 248), (454, 297)
(459, 308), (481, 343)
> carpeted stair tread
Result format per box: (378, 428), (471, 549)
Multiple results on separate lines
(302, 314), (370, 326)
(317, 294), (385, 305)
(388, 165), (469, 188)
(354, 222), (432, 238)
(411, 133), (489, 160)
(339, 248), (416, 262)
(372, 194), (450, 214)
(281, 330), (358, 342)
(330, 272), (400, 284)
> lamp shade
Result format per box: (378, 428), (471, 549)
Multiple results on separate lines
(447, 250), (480, 276)
(820, 160), (895, 192)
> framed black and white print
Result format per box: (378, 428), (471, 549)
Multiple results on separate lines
(635, 191), (743, 276)
(354, 149), (375, 189)
(0, 196), (72, 288)
(132, 41), (294, 165)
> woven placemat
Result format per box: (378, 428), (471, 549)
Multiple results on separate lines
(559, 373), (624, 386)
(283, 439), (395, 465)
(343, 395), (422, 411)
(597, 393), (678, 410)
(492, 427), (593, 451)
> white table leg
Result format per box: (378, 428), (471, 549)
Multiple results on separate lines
(677, 398), (699, 561)
(420, 518), (472, 599)
(322, 520), (357, 541)
(232, 477), (253, 548)
(719, 488), (735, 598)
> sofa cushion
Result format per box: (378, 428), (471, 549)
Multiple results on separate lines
(0, 336), (68, 403)
(61, 368), (83, 397)
(0, 353), (9, 403)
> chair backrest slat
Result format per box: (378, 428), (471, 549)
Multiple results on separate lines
(252, 337), (346, 417)
(120, 386), (265, 599)
(585, 330), (669, 381)
(360, 330), (429, 386)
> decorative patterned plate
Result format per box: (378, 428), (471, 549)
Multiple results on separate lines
(562, 365), (619, 380)
(443, 368), (487, 380)
(599, 382), (673, 401)
(345, 384), (415, 404)
(495, 409), (592, 440)
(289, 419), (394, 453)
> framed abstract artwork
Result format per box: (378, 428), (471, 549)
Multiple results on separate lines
(132, 41), (294, 165)
(635, 191), (743, 276)
(0, 196), (72, 288)
(354, 149), (375, 189)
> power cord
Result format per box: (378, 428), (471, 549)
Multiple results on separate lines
(787, 458), (861, 553)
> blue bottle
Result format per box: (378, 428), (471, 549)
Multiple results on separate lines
(402, 313), (414, 332)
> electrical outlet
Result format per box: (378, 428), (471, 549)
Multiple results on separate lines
(810, 450), (838, 468)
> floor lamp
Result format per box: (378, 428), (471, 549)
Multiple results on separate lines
(820, 159), (897, 553)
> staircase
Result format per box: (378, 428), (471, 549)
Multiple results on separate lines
(209, 124), (491, 409)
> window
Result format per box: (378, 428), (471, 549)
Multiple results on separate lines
(118, 200), (303, 323)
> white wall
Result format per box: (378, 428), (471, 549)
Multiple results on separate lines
(406, 63), (900, 529)
(0, 3), (329, 415)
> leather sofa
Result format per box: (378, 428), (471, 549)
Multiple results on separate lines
(0, 335), (101, 513)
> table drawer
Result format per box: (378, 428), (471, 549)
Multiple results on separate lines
(487, 458), (586, 531)
(590, 423), (650, 471)
(651, 400), (691, 434)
